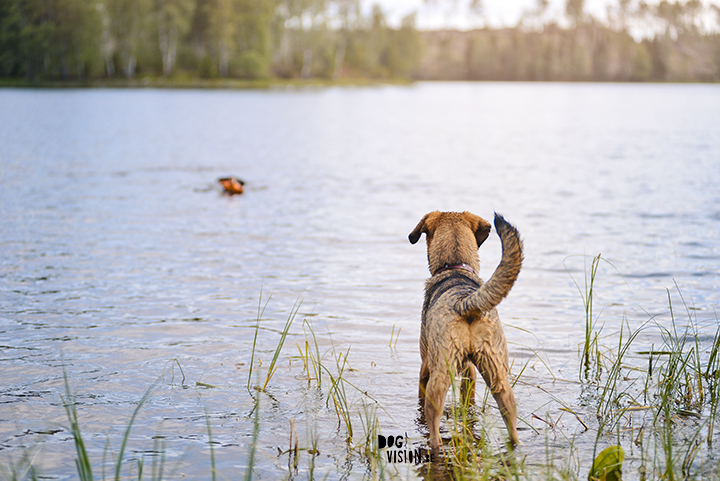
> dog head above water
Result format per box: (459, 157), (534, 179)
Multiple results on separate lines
(408, 211), (492, 276)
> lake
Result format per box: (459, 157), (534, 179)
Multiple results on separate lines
(1, 82), (719, 479)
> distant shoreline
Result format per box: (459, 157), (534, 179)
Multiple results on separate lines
(1, 77), (717, 90)
(0, 77), (419, 90)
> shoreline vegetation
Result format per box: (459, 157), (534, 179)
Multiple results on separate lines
(5, 255), (720, 479)
(0, 75), (413, 89)
(1, 0), (720, 87)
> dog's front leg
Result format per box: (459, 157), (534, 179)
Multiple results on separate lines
(418, 361), (430, 400)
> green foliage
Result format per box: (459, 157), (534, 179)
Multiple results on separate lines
(0, 0), (104, 80)
(107, 0), (153, 78)
(0, 0), (425, 82)
(0, 0), (22, 76)
(589, 445), (624, 481)
(236, 50), (268, 79)
(3, 0), (718, 82)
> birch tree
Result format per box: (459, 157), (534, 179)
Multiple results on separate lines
(329, 0), (359, 79)
(156, 0), (193, 76)
(206, 0), (235, 76)
(109, 0), (152, 77)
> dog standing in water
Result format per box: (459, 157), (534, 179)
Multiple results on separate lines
(408, 211), (523, 448)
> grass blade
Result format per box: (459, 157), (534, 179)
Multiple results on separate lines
(114, 383), (156, 481)
(244, 395), (261, 481)
(261, 299), (301, 392)
(247, 288), (272, 391)
(61, 370), (94, 481)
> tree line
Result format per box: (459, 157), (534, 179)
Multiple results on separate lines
(1, 0), (719, 82)
(417, 0), (720, 82)
(0, 0), (423, 81)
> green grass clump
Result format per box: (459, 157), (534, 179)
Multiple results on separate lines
(572, 255), (720, 480)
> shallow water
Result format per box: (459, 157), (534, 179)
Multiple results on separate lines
(1, 83), (720, 478)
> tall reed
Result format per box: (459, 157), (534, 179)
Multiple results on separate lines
(243, 394), (261, 481)
(260, 299), (301, 392)
(205, 411), (216, 481)
(297, 317), (323, 386)
(247, 289), (271, 391)
(580, 254), (602, 380)
(327, 347), (354, 443)
(565, 254), (605, 381)
(61, 371), (94, 481)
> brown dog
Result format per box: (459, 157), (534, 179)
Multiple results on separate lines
(218, 177), (245, 195)
(409, 211), (523, 448)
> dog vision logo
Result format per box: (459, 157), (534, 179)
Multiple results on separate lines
(377, 434), (434, 464)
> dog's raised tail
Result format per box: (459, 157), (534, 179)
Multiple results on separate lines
(457, 213), (523, 316)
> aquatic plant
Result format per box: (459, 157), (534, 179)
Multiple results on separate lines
(243, 394), (261, 481)
(572, 256), (720, 480)
(260, 299), (301, 392)
(247, 289), (271, 391)
(59, 370), (157, 481)
(205, 411), (216, 481)
(389, 325), (401, 349)
(566, 253), (615, 382)
(61, 371), (94, 481)
(588, 445), (624, 481)
(327, 347), (355, 443)
(296, 317), (323, 386)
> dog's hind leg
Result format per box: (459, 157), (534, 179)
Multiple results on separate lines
(478, 365), (519, 446)
(424, 372), (451, 448)
(491, 380), (519, 446)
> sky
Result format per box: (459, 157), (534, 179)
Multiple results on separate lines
(367, 0), (633, 28)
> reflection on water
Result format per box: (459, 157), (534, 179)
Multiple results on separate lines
(1, 83), (719, 477)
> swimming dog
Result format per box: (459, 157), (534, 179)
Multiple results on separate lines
(218, 177), (245, 195)
(409, 211), (523, 448)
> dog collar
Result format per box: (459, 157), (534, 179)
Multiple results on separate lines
(434, 263), (476, 276)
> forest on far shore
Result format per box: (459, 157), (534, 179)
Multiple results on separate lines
(1, 0), (720, 83)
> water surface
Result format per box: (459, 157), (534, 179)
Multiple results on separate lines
(1, 83), (719, 478)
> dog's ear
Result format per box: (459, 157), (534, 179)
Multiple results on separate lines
(463, 212), (492, 247)
(409, 212), (435, 244)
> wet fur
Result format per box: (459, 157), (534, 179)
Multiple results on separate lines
(409, 211), (523, 448)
